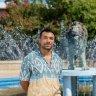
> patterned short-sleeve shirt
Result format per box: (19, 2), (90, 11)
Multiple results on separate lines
(20, 49), (63, 82)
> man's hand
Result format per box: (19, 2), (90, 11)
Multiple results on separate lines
(20, 81), (29, 93)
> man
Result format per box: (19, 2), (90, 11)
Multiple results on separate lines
(20, 28), (63, 96)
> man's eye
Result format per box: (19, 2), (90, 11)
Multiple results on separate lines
(50, 37), (54, 40)
(44, 37), (48, 39)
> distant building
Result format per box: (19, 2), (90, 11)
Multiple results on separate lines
(0, 2), (7, 9)
(0, 1), (18, 20)
(0, 0), (48, 20)
(0, 2), (7, 20)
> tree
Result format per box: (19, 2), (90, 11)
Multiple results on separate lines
(1, 0), (96, 39)
(44, 0), (96, 40)
(67, 0), (96, 40)
(4, 3), (42, 36)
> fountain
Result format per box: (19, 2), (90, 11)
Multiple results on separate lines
(64, 21), (87, 70)
(0, 22), (96, 95)
(59, 21), (96, 96)
(0, 26), (38, 91)
(0, 26), (37, 60)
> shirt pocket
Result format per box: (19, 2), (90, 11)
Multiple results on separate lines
(32, 58), (44, 74)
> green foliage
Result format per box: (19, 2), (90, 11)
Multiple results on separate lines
(67, 0), (96, 40)
(1, 0), (96, 40)
(5, 3), (41, 36)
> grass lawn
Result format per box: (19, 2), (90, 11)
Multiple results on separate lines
(0, 87), (92, 96)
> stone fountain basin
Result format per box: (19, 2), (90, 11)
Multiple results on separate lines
(62, 68), (96, 76)
(0, 60), (21, 78)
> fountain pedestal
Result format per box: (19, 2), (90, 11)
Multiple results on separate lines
(61, 68), (96, 96)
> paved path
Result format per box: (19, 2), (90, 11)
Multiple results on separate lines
(0, 60), (21, 78)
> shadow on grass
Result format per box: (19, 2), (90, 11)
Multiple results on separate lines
(11, 93), (26, 96)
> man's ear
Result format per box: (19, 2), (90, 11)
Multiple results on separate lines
(38, 38), (40, 44)
(53, 43), (56, 48)
(38, 38), (40, 42)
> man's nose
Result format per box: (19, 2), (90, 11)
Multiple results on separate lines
(46, 38), (51, 43)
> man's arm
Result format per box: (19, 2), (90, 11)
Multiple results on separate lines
(20, 81), (29, 92)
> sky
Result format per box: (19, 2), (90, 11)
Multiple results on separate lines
(0, 0), (6, 8)
(0, 0), (5, 2)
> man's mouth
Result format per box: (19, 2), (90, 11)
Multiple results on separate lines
(44, 44), (51, 46)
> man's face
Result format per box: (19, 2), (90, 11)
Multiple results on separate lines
(39, 32), (55, 50)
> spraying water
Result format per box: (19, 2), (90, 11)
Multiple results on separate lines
(0, 27), (37, 60)
(0, 24), (96, 64)
(58, 21), (96, 68)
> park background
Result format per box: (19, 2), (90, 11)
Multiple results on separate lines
(0, 0), (96, 96)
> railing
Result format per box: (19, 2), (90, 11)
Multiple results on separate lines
(0, 77), (20, 89)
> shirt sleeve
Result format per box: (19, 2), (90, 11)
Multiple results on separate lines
(19, 56), (32, 81)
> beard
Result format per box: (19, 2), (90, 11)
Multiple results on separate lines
(41, 44), (53, 50)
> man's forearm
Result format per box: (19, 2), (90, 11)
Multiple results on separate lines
(20, 81), (29, 93)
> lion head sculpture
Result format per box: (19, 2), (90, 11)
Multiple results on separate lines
(66, 21), (88, 69)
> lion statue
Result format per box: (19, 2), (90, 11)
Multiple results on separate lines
(66, 21), (88, 69)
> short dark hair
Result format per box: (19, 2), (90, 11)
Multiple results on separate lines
(39, 28), (55, 38)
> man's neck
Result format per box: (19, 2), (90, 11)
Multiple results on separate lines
(40, 47), (52, 57)
(40, 47), (52, 64)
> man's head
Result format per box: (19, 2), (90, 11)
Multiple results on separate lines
(39, 28), (55, 51)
